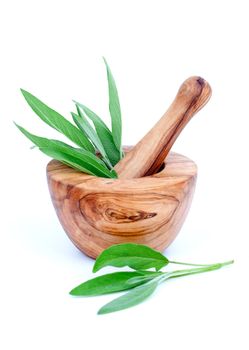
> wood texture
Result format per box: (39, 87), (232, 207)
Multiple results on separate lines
(47, 150), (197, 259)
(115, 76), (211, 178)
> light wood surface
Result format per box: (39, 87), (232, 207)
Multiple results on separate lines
(47, 151), (197, 259)
(115, 76), (211, 178)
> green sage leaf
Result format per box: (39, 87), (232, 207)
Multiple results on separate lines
(74, 102), (120, 166)
(15, 123), (117, 178)
(103, 58), (122, 155)
(69, 271), (161, 296)
(93, 243), (169, 273)
(97, 277), (162, 315)
(20, 89), (95, 152)
(72, 111), (112, 169)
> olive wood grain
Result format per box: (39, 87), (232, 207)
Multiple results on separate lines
(47, 150), (197, 259)
(115, 76), (211, 178)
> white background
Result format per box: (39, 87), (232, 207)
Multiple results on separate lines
(0, 1), (248, 349)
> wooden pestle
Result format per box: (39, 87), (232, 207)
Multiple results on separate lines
(114, 76), (212, 179)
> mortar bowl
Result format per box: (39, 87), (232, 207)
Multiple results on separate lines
(46, 150), (197, 259)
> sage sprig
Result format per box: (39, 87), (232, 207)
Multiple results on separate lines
(15, 58), (123, 178)
(70, 243), (234, 315)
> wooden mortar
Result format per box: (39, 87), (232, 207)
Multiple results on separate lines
(47, 76), (211, 259)
(47, 149), (197, 259)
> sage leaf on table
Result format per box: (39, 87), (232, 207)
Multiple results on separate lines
(70, 243), (234, 315)
(70, 271), (162, 296)
(97, 276), (163, 315)
(92, 243), (169, 272)
(15, 59), (123, 178)
(103, 57), (122, 156)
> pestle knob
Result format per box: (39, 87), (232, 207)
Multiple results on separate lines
(114, 76), (212, 178)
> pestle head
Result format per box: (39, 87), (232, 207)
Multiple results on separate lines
(176, 76), (212, 113)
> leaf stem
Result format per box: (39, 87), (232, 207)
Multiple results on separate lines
(168, 259), (234, 268)
(168, 260), (212, 267)
(163, 260), (234, 281)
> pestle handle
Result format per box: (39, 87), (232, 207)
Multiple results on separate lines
(115, 76), (212, 179)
